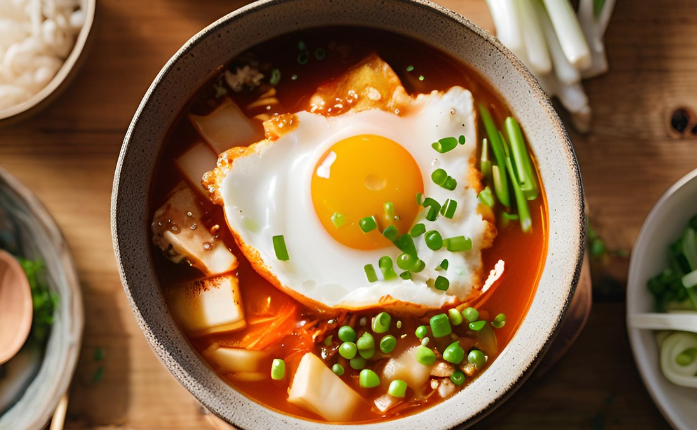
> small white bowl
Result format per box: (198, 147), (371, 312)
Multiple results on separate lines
(0, 0), (96, 125)
(627, 168), (697, 430)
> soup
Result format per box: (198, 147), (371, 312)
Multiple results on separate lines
(149, 27), (548, 424)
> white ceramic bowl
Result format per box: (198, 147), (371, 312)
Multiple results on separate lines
(627, 168), (697, 430)
(0, 0), (96, 125)
(0, 168), (84, 430)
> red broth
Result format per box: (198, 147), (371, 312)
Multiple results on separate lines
(149, 27), (548, 424)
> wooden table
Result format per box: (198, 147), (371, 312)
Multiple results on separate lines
(1, 0), (694, 428)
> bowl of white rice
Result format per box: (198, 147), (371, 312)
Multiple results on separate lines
(0, 0), (96, 124)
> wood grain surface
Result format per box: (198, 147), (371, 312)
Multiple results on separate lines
(1, 0), (694, 428)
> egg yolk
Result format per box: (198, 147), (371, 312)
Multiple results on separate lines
(311, 134), (424, 250)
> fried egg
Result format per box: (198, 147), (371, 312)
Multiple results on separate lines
(207, 85), (494, 312)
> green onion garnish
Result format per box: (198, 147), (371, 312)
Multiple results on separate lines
(297, 51), (310, 64)
(418, 75), (425, 81)
(505, 155), (532, 233)
(441, 199), (457, 219)
(269, 69), (281, 85)
(359, 347), (375, 359)
(410, 223), (426, 237)
(425, 230), (443, 250)
(492, 313), (507, 329)
(271, 359), (285, 380)
(291, 74), (298, 81)
(450, 370), (466, 386)
(444, 236), (472, 252)
(331, 212), (346, 228)
(504, 116), (539, 201)
(434, 276), (450, 291)
(469, 320), (486, 331)
(314, 48), (326, 60)
(359, 216), (378, 233)
(372, 312), (391, 334)
(431, 168), (447, 186)
(380, 335), (397, 354)
(478, 187), (495, 208)
(443, 176), (457, 191)
(406, 65), (415, 72)
(379, 256), (398, 280)
(448, 308), (463, 326)
(298, 40), (307, 50)
(339, 342), (357, 359)
(437, 259), (449, 271)
(359, 369), (380, 388)
(383, 225), (399, 242)
(411, 259), (425, 273)
(338, 325), (356, 342)
(357, 332), (375, 351)
(458, 135), (466, 145)
(501, 212), (520, 227)
(332, 363), (345, 376)
(468, 349), (486, 367)
(415, 325), (428, 339)
(388, 379), (407, 397)
(416, 192), (425, 205)
(479, 104), (510, 207)
(399, 271), (412, 280)
(429, 313), (452, 337)
(395, 234), (417, 256)
(423, 198), (441, 221)
(480, 138), (492, 181)
(443, 341), (465, 364)
(350, 356), (367, 370)
(397, 252), (417, 270)
(364, 264), (378, 283)
(324, 335), (333, 346)
(462, 307), (479, 323)
(432, 137), (459, 153)
(272, 235), (290, 261)
(384, 201), (395, 220)
(415, 345), (436, 365)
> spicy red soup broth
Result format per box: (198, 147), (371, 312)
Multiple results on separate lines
(149, 27), (548, 423)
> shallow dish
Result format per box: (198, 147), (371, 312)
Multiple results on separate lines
(627, 168), (697, 430)
(112, 0), (584, 428)
(0, 168), (83, 430)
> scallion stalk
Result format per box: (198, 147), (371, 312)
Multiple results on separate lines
(504, 117), (539, 201)
(479, 104), (510, 207)
(480, 138), (493, 182)
(542, 0), (591, 70)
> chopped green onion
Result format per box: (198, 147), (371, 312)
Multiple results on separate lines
(359, 347), (375, 359)
(505, 156), (532, 233)
(357, 332), (376, 351)
(324, 335), (333, 346)
(395, 234), (417, 256)
(415, 345), (437, 365)
(432, 137), (459, 153)
(291, 74), (298, 80)
(397, 253), (417, 270)
(504, 117), (539, 201)
(339, 342), (357, 359)
(384, 201), (395, 220)
(364, 264), (378, 283)
(271, 359), (285, 380)
(443, 176), (458, 191)
(372, 312), (391, 334)
(423, 198), (441, 221)
(676, 348), (697, 366)
(350, 356), (367, 370)
(272, 235), (290, 261)
(379, 256), (398, 280)
(501, 212), (520, 227)
(469, 320), (486, 331)
(388, 379), (407, 397)
(406, 65), (415, 72)
(359, 369), (380, 388)
(415, 325), (428, 339)
(683, 228), (697, 270)
(478, 104), (510, 207)
(458, 135), (466, 145)
(383, 225), (399, 242)
(380, 335), (397, 354)
(399, 271), (412, 280)
(480, 138), (492, 181)
(359, 216), (378, 233)
(468, 349), (486, 367)
(338, 326), (356, 342)
(298, 40), (306, 50)
(297, 51), (310, 64)
(432, 168), (448, 186)
(314, 48), (326, 60)
(410, 223), (426, 237)
(418, 75), (425, 81)
(492, 313), (507, 329)
(443, 341), (465, 364)
(437, 259), (449, 271)
(269, 69), (281, 85)
(478, 187), (495, 208)
(411, 259), (426, 273)
(332, 363), (344, 376)
(434, 276), (450, 291)
(425, 230), (443, 250)
(462, 307), (479, 323)
(445, 236), (472, 252)
(416, 192), (425, 205)
(430, 313), (452, 337)
(450, 370), (466, 385)
(331, 212), (346, 228)
(441, 199), (457, 219)
(448, 308), (463, 326)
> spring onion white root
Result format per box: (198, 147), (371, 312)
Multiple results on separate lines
(660, 332), (697, 388)
(541, 0), (591, 70)
(578, 0), (617, 79)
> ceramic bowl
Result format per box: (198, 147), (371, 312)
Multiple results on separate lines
(0, 0), (97, 125)
(627, 168), (697, 430)
(0, 168), (83, 430)
(111, 0), (584, 428)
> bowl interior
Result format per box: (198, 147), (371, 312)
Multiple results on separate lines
(627, 169), (697, 430)
(112, 0), (584, 428)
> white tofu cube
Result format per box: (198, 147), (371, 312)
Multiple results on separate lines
(381, 346), (432, 392)
(175, 141), (217, 196)
(288, 353), (365, 422)
(203, 345), (270, 374)
(165, 274), (245, 337)
(189, 98), (263, 154)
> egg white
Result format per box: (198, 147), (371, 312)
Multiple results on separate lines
(218, 86), (490, 311)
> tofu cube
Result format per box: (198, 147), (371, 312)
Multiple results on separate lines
(175, 141), (218, 196)
(189, 98), (263, 154)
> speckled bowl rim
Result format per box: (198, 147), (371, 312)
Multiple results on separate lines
(112, 1), (585, 428)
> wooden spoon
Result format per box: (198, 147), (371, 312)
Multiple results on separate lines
(0, 250), (33, 365)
